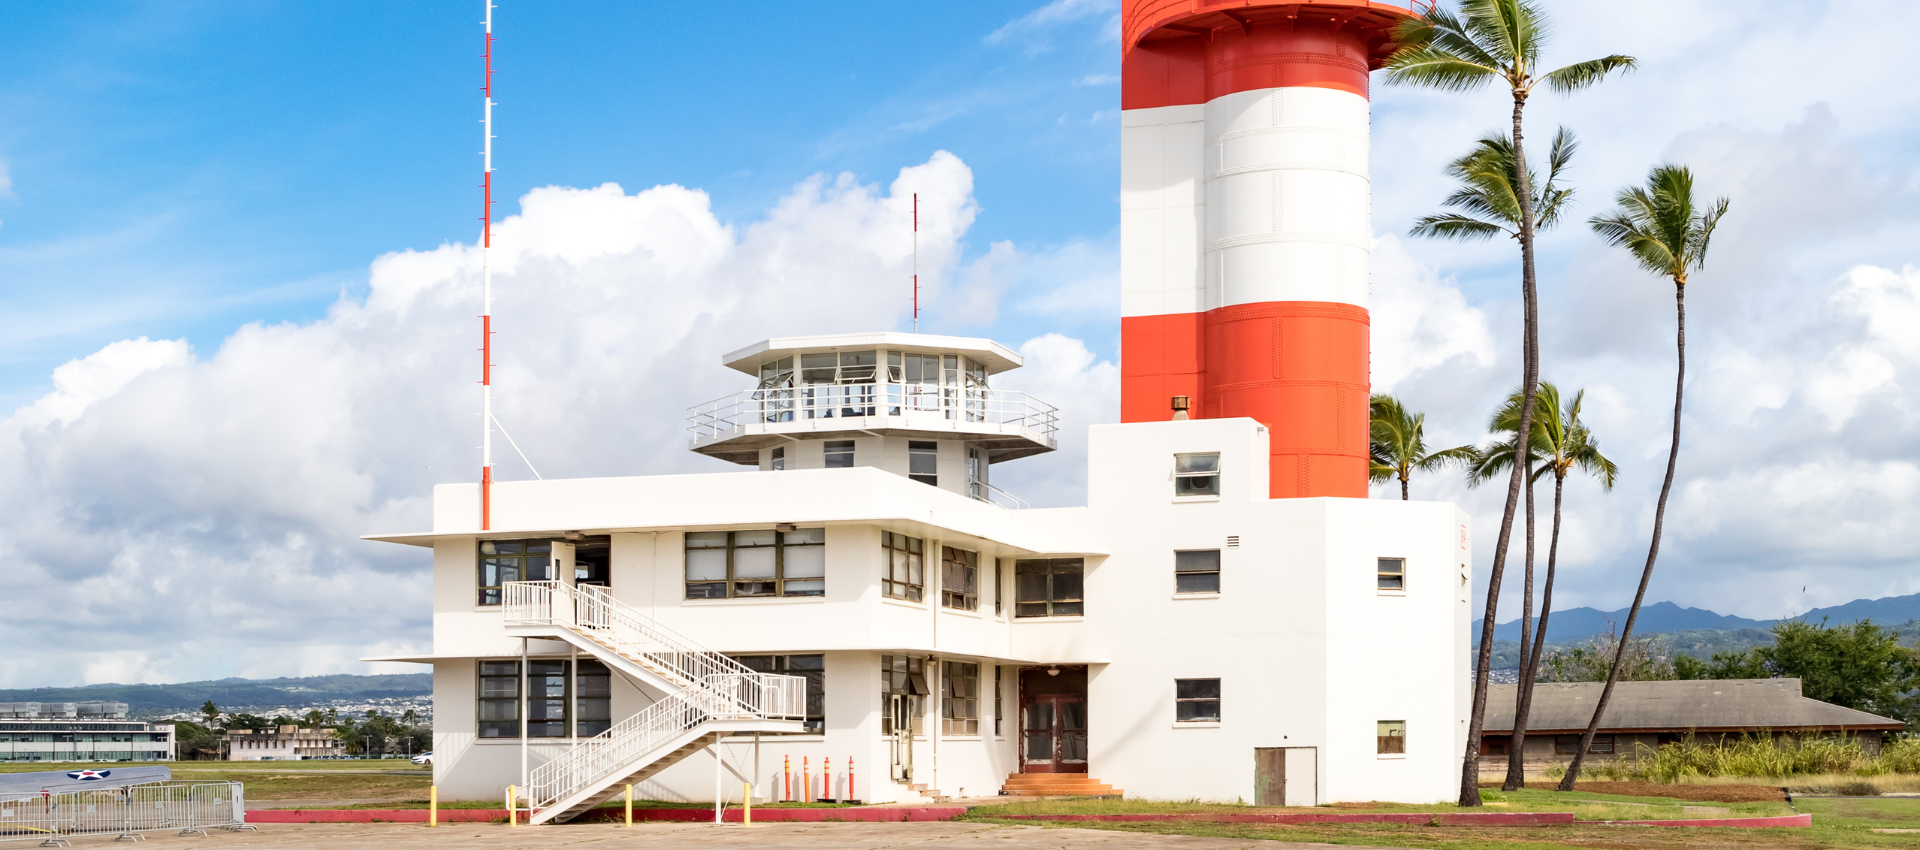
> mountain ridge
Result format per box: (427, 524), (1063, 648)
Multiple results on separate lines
(1472, 591), (1920, 645)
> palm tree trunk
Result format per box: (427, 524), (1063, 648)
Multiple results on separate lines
(1508, 470), (1565, 789)
(1401, 473), (1410, 501)
(1460, 90), (1542, 809)
(1560, 284), (1685, 790)
(1502, 468), (1537, 790)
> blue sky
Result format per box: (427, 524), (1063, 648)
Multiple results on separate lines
(4, 1), (1920, 685)
(0, 1), (1124, 413)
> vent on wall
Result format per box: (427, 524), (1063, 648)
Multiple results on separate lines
(1226, 535), (1241, 548)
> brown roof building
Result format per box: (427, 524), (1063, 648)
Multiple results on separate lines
(1479, 678), (1903, 763)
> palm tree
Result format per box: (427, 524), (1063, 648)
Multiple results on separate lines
(1464, 388), (1548, 790)
(1559, 166), (1727, 789)
(1469, 384), (1618, 788)
(1369, 394), (1475, 500)
(304, 709), (325, 728)
(1412, 127), (1578, 242)
(1386, 0), (1634, 805)
(401, 708), (420, 727)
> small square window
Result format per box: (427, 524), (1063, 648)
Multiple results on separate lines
(1378, 720), (1406, 754)
(1377, 557), (1406, 592)
(1174, 453), (1220, 497)
(1174, 550), (1220, 594)
(1175, 678), (1221, 722)
(825, 440), (855, 468)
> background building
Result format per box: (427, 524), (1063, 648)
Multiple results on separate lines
(224, 725), (345, 761)
(0, 702), (175, 762)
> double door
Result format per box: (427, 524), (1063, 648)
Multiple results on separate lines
(1021, 694), (1087, 773)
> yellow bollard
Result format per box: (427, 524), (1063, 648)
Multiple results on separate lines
(429, 785), (437, 828)
(507, 785), (516, 827)
(625, 784), (633, 827)
(743, 782), (752, 825)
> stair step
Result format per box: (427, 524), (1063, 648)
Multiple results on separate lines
(999, 773), (1120, 798)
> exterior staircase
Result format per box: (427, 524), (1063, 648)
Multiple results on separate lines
(999, 773), (1122, 798)
(502, 580), (806, 824)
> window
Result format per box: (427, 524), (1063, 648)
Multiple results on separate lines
(942, 661), (979, 735)
(573, 537), (611, 587)
(882, 532), (925, 602)
(477, 661), (520, 738)
(1378, 720), (1406, 754)
(734, 655), (825, 733)
(770, 446), (785, 471)
(1174, 453), (1221, 497)
(994, 559), (1004, 615)
(966, 447), (986, 499)
(526, 660), (568, 738)
(476, 539), (553, 605)
(1014, 558), (1083, 618)
(994, 666), (1003, 736)
(1482, 735), (1510, 756)
(683, 528), (826, 599)
(1175, 550), (1221, 594)
(880, 655), (927, 735)
(575, 660), (611, 737)
(909, 441), (939, 486)
(825, 440), (855, 468)
(1175, 678), (1221, 722)
(1555, 734), (1612, 755)
(941, 547), (978, 610)
(1378, 557), (1406, 592)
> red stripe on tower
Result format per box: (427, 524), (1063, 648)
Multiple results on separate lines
(1120, 0), (1417, 499)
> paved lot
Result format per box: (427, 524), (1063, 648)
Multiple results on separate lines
(92, 822), (1421, 849)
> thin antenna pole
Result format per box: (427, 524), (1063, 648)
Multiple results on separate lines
(912, 193), (919, 333)
(480, 0), (496, 530)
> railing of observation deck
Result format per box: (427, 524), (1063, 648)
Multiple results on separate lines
(687, 383), (1058, 444)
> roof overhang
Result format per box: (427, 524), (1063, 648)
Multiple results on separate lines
(721, 333), (1022, 376)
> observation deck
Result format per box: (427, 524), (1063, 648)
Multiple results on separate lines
(686, 333), (1059, 465)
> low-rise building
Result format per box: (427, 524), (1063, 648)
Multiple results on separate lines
(225, 725), (345, 761)
(0, 702), (175, 762)
(1480, 678), (1904, 765)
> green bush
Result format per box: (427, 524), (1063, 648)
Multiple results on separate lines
(1882, 737), (1920, 773)
(1637, 734), (1904, 781)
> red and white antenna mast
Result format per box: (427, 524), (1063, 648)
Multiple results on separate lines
(911, 193), (919, 333)
(479, 0), (496, 530)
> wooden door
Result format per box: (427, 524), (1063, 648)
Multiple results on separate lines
(1253, 747), (1286, 806)
(1021, 695), (1088, 773)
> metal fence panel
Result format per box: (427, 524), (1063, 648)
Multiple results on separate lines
(0, 781), (251, 844)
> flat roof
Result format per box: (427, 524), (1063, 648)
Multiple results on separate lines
(721, 333), (1022, 376)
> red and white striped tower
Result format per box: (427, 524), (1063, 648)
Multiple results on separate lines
(1120, 0), (1419, 499)
(479, 1), (496, 529)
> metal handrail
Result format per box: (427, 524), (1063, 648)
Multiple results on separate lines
(525, 691), (705, 812)
(687, 383), (1059, 444)
(968, 479), (1030, 510)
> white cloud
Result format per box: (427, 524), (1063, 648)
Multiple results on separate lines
(986, 0), (1119, 54)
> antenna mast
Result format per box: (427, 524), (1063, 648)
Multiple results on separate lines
(479, 1), (496, 530)
(912, 193), (919, 333)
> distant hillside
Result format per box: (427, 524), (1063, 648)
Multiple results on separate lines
(1473, 592), (1920, 646)
(0, 674), (431, 712)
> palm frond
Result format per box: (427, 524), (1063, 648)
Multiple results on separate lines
(1410, 213), (1508, 241)
(1382, 46), (1500, 92)
(1540, 55), (1637, 94)
(1590, 164), (1728, 282)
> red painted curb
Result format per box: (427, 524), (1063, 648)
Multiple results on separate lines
(246, 807), (968, 824)
(1603, 814), (1812, 828)
(998, 812), (1575, 825)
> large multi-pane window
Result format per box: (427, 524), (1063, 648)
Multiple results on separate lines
(994, 559), (1004, 615)
(477, 661), (520, 738)
(882, 533), (925, 602)
(1175, 550), (1221, 594)
(476, 540), (552, 605)
(880, 655), (927, 736)
(942, 661), (979, 735)
(477, 659), (608, 739)
(1014, 558), (1084, 618)
(941, 547), (978, 611)
(684, 528), (826, 599)
(734, 654), (826, 733)
(994, 666), (1004, 736)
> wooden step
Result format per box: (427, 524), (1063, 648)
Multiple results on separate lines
(999, 773), (1120, 797)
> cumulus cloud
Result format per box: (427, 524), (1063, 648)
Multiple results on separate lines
(0, 151), (1118, 687)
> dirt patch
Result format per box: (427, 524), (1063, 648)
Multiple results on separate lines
(1487, 780), (1787, 803)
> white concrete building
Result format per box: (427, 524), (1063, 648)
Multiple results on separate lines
(0, 702), (176, 763)
(367, 332), (1470, 820)
(225, 725), (345, 761)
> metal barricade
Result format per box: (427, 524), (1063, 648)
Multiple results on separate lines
(0, 781), (252, 845)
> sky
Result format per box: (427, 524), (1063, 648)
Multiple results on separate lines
(1, 0), (1918, 686)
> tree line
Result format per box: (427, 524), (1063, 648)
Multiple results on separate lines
(1371, 0), (1732, 804)
(172, 700), (429, 760)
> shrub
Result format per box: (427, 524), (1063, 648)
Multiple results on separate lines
(1835, 780), (1880, 796)
(1638, 733), (1905, 781)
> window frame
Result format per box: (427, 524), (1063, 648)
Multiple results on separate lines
(908, 441), (939, 486)
(683, 528), (826, 599)
(994, 559), (1004, 616)
(476, 660), (520, 739)
(1377, 557), (1407, 593)
(824, 439), (855, 468)
(1174, 452), (1221, 497)
(941, 660), (979, 736)
(476, 539), (553, 606)
(994, 665), (1003, 737)
(1014, 558), (1084, 618)
(1175, 678), (1221, 723)
(575, 659), (611, 737)
(880, 655), (927, 736)
(732, 654), (826, 734)
(1174, 549), (1221, 594)
(1555, 733), (1613, 755)
(882, 532), (926, 602)
(941, 546), (979, 611)
(770, 446), (786, 471)
(1378, 720), (1407, 755)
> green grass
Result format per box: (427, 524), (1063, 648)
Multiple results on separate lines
(966, 788), (1793, 821)
(967, 791), (1920, 850)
